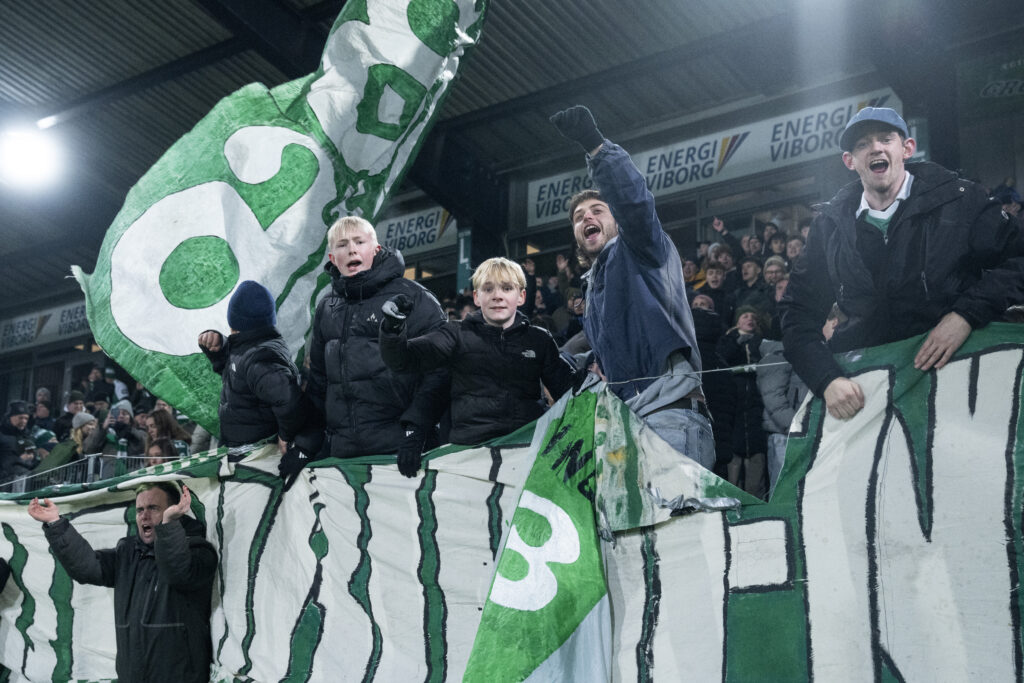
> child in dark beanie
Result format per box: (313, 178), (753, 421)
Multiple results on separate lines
(198, 281), (311, 473)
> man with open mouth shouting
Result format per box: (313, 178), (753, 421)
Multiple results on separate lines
(28, 483), (216, 682)
(780, 107), (1024, 420)
(550, 105), (715, 470)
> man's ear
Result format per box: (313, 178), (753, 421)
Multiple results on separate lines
(902, 137), (917, 160)
(842, 151), (855, 171)
(517, 289), (527, 306)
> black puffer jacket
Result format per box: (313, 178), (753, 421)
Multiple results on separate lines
(0, 420), (30, 481)
(381, 311), (576, 445)
(202, 326), (306, 447)
(308, 248), (448, 457)
(782, 161), (1024, 396)
(43, 515), (216, 683)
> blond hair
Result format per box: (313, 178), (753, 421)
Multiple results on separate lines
(327, 216), (378, 248)
(471, 257), (526, 291)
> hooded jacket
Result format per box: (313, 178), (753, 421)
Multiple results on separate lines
(380, 310), (576, 444)
(307, 247), (448, 457)
(43, 514), (216, 683)
(781, 161), (1024, 396)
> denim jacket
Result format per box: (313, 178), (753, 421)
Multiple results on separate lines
(583, 140), (703, 407)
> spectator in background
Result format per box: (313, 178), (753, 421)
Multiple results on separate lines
(760, 221), (779, 251)
(729, 256), (773, 315)
(766, 231), (787, 258)
(129, 381), (155, 413)
(0, 402), (34, 482)
(144, 437), (177, 468)
(717, 307), (769, 498)
(683, 257), (705, 291)
(690, 296), (736, 474)
(54, 390), (86, 442)
(716, 245), (741, 292)
(104, 367), (130, 401)
(798, 216), (813, 240)
(85, 400), (146, 457)
(702, 263), (733, 324)
(145, 409), (192, 459)
(42, 412), (97, 470)
(746, 234), (763, 257)
(33, 400), (56, 432)
(785, 235), (805, 266)
(763, 256), (788, 286)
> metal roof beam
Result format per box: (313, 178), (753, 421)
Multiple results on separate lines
(198, 0), (327, 79)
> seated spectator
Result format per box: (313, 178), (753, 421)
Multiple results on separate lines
(85, 400), (146, 456)
(745, 234), (763, 257)
(380, 257), (576, 473)
(145, 409), (192, 459)
(717, 307), (769, 499)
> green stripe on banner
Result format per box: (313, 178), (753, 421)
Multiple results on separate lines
(416, 468), (447, 682)
(340, 465), (383, 681)
(283, 498), (328, 682)
(2, 525), (36, 677)
(636, 527), (659, 682)
(230, 465), (286, 676)
(214, 476), (231, 661)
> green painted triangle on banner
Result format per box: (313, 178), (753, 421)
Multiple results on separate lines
(464, 392), (607, 682)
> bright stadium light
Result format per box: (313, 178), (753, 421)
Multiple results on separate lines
(0, 127), (63, 189)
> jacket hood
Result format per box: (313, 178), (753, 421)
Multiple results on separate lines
(326, 246), (405, 301)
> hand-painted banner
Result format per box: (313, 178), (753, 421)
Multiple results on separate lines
(0, 324), (1022, 681)
(72, 0), (487, 432)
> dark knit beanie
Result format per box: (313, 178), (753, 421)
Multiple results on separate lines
(228, 281), (277, 332)
(7, 401), (29, 417)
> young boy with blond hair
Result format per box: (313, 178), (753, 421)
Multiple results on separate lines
(305, 215), (448, 477)
(379, 257), (576, 461)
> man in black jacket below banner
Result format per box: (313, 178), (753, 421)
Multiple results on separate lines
(781, 107), (1024, 419)
(198, 280), (309, 466)
(28, 483), (216, 683)
(306, 215), (448, 466)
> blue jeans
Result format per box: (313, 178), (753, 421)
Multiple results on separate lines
(643, 408), (716, 470)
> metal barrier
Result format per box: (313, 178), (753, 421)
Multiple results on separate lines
(0, 453), (162, 495)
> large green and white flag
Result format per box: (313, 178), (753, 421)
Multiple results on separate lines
(1, 325), (1023, 681)
(72, 0), (486, 430)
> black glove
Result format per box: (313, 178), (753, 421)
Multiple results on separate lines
(381, 294), (415, 334)
(549, 105), (604, 153)
(279, 444), (311, 491)
(397, 423), (426, 478)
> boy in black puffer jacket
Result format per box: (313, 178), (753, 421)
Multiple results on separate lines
(379, 257), (577, 476)
(198, 280), (308, 457)
(306, 216), (449, 473)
